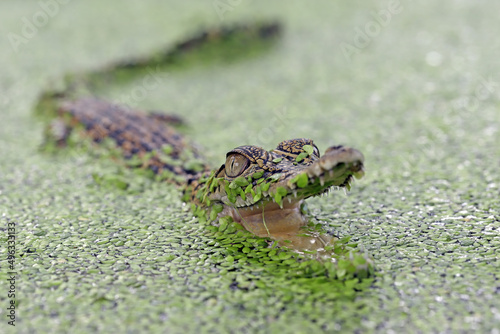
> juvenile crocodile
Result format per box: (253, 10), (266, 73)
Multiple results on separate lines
(41, 22), (365, 254)
(188, 138), (364, 250)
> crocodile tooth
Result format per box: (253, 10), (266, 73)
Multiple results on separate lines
(328, 170), (334, 177)
(319, 159), (333, 170)
(319, 176), (325, 186)
(310, 164), (322, 177)
(293, 190), (297, 198)
(287, 198), (292, 204)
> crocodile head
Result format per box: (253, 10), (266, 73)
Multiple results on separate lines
(193, 138), (364, 247)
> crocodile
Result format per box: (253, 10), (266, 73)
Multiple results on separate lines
(40, 22), (365, 255)
(188, 138), (364, 251)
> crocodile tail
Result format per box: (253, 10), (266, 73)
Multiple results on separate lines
(34, 21), (282, 118)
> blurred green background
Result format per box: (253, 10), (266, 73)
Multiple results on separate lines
(1, 0), (499, 333)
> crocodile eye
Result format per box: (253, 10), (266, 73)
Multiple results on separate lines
(225, 153), (249, 177)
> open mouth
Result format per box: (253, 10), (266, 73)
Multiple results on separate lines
(227, 197), (308, 237)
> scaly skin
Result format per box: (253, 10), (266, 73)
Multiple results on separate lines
(41, 22), (365, 254)
(53, 98), (210, 184)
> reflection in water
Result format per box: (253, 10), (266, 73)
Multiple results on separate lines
(269, 231), (338, 262)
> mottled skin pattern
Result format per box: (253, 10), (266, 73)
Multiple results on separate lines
(55, 98), (210, 182)
(42, 22), (365, 252)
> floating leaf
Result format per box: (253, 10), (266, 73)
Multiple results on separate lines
(274, 186), (288, 205)
(245, 184), (253, 193)
(230, 177), (249, 189)
(209, 177), (219, 192)
(276, 187), (287, 196)
(212, 204), (223, 214)
(295, 152), (309, 162)
(237, 187), (246, 201)
(209, 208), (218, 221)
(252, 171), (264, 179)
(227, 193), (236, 203)
(302, 144), (314, 155)
(224, 182), (231, 195)
(261, 182), (270, 191)
(267, 173), (282, 182)
(295, 173), (309, 188)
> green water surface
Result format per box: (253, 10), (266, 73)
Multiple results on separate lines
(0, 1), (499, 333)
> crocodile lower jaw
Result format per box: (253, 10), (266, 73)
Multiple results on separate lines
(225, 198), (307, 238)
(226, 199), (339, 255)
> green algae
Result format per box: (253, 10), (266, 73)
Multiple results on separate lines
(1, 1), (499, 333)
